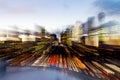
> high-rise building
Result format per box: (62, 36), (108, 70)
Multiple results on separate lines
(87, 16), (95, 33)
(40, 28), (45, 38)
(72, 21), (83, 42)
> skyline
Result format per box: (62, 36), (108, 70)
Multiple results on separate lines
(0, 0), (120, 33)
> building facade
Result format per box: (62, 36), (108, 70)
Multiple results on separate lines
(72, 21), (83, 42)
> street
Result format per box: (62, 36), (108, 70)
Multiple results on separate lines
(0, 41), (120, 80)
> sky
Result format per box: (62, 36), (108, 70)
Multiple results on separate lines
(0, 0), (120, 33)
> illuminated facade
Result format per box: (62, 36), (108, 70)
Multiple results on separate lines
(87, 21), (120, 46)
(72, 21), (83, 42)
(0, 29), (21, 42)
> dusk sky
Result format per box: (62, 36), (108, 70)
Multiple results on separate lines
(0, 0), (120, 32)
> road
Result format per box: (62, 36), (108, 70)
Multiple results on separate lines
(0, 41), (120, 80)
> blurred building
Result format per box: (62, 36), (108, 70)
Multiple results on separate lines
(85, 17), (99, 46)
(19, 34), (36, 42)
(85, 13), (106, 47)
(72, 21), (83, 42)
(60, 25), (73, 46)
(61, 32), (67, 44)
(87, 17), (96, 33)
(87, 21), (120, 47)
(65, 25), (73, 38)
(34, 26), (46, 38)
(19, 27), (49, 42)
(0, 29), (21, 43)
(40, 28), (45, 38)
(98, 21), (120, 46)
(81, 23), (88, 44)
(19, 29), (36, 42)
